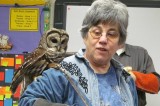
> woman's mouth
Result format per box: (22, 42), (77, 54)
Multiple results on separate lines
(97, 48), (107, 51)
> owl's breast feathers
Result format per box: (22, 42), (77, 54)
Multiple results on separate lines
(10, 47), (47, 93)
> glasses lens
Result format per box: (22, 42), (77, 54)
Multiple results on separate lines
(90, 30), (102, 39)
(107, 31), (119, 39)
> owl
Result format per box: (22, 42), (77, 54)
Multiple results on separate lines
(10, 28), (70, 94)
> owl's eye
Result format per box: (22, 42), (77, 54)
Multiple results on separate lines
(61, 39), (67, 44)
(51, 38), (58, 43)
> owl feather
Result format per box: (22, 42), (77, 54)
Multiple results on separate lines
(10, 28), (70, 94)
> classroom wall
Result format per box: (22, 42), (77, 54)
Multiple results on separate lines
(0, 3), (45, 106)
(0, 5), (44, 54)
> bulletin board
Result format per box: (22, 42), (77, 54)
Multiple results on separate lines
(0, 54), (25, 106)
(0, 5), (45, 54)
(0, 3), (45, 105)
(0, 1), (48, 106)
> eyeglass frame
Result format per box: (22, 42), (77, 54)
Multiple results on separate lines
(88, 27), (120, 39)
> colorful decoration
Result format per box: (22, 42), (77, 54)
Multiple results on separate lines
(0, 54), (24, 106)
(0, 34), (13, 51)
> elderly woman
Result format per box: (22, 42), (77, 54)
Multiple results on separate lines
(19, 0), (138, 106)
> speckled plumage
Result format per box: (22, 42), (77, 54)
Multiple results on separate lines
(10, 28), (69, 94)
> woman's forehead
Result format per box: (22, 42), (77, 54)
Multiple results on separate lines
(100, 20), (119, 26)
(92, 21), (119, 29)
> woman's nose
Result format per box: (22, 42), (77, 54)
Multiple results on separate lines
(99, 33), (108, 44)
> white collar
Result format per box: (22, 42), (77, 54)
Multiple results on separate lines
(116, 46), (125, 56)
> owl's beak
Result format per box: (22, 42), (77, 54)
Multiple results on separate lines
(57, 46), (61, 51)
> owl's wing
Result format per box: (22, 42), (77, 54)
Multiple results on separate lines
(10, 47), (48, 94)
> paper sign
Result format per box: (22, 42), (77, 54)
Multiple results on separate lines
(10, 8), (39, 31)
(5, 69), (14, 83)
(0, 87), (11, 95)
(1, 61), (8, 67)
(4, 98), (12, 106)
(0, 87), (5, 95)
(15, 55), (24, 69)
(5, 94), (11, 98)
(16, 59), (22, 64)
(0, 72), (4, 81)
(1, 58), (14, 67)
(5, 86), (10, 92)
(0, 100), (4, 106)
(0, 95), (4, 100)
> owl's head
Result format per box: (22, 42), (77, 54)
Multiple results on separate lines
(39, 28), (69, 55)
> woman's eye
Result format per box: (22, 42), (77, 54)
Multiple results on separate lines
(108, 32), (119, 38)
(92, 29), (101, 36)
(94, 31), (101, 36)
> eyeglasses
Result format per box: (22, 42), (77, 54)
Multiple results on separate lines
(89, 28), (119, 39)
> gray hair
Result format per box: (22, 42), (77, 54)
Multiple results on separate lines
(80, 0), (129, 44)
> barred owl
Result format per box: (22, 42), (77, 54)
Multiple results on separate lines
(10, 28), (70, 94)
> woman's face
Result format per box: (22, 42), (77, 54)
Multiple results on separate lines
(83, 22), (121, 66)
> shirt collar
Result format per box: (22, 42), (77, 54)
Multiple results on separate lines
(75, 48), (85, 58)
(116, 47), (125, 56)
(116, 44), (131, 56)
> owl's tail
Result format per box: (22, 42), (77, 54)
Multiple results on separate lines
(10, 70), (24, 94)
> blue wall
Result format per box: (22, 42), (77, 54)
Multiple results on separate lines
(0, 5), (44, 54)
